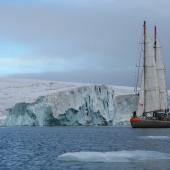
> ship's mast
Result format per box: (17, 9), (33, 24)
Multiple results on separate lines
(143, 21), (146, 114)
(154, 26), (157, 61)
(154, 25), (161, 110)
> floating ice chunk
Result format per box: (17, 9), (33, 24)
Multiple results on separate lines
(58, 150), (170, 162)
(139, 136), (170, 140)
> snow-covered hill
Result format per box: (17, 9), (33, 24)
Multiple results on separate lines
(0, 79), (138, 126)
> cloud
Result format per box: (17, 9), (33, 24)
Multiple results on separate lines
(0, 0), (170, 87)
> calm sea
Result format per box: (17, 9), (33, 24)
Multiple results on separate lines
(1, 127), (170, 170)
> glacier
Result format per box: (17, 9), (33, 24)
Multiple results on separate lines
(0, 79), (154, 126)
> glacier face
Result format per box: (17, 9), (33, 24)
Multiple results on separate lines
(3, 81), (138, 126)
(5, 85), (113, 126)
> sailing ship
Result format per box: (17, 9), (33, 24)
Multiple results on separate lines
(130, 21), (170, 128)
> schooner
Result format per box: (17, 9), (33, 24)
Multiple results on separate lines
(130, 21), (170, 128)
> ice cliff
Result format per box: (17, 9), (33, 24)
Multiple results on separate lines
(0, 79), (141, 126)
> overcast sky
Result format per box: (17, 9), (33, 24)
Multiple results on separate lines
(0, 0), (170, 87)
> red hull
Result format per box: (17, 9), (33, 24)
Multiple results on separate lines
(130, 118), (170, 128)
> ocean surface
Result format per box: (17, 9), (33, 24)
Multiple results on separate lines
(1, 127), (170, 170)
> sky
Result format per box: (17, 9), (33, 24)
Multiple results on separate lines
(0, 0), (170, 87)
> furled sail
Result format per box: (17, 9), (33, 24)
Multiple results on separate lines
(137, 23), (160, 115)
(137, 72), (144, 115)
(155, 39), (168, 111)
(143, 31), (160, 113)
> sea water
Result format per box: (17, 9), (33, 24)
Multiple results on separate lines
(1, 127), (170, 170)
